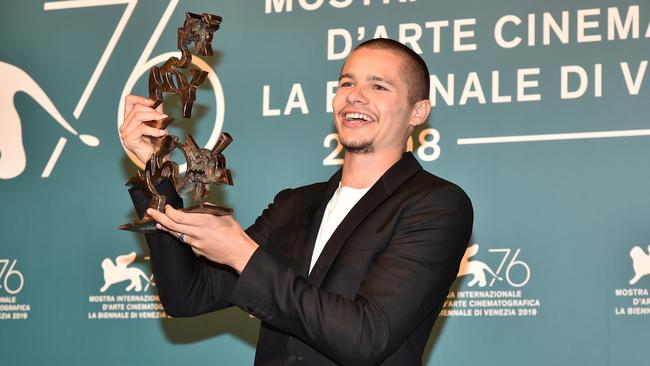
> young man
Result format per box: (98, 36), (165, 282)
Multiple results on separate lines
(121, 38), (473, 365)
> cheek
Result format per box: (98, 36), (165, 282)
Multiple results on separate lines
(332, 90), (349, 108)
(382, 101), (409, 120)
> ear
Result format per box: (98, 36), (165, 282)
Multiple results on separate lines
(408, 99), (431, 128)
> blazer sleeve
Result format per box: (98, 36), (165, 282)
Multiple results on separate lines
(228, 184), (473, 365)
(129, 180), (239, 317)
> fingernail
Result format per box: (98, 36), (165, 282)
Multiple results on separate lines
(156, 223), (162, 230)
(146, 209), (152, 215)
(161, 114), (168, 118)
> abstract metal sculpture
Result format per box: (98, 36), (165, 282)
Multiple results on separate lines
(120, 12), (232, 233)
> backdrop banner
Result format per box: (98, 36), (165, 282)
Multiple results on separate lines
(0, 1), (648, 365)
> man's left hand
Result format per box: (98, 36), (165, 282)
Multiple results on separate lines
(146, 205), (259, 273)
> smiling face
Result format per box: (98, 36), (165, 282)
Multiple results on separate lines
(333, 47), (429, 156)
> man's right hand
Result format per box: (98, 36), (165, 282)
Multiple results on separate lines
(119, 94), (169, 164)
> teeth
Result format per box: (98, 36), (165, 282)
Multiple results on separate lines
(345, 112), (372, 122)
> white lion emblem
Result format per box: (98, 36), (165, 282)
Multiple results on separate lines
(629, 245), (650, 285)
(100, 252), (151, 292)
(457, 244), (502, 287)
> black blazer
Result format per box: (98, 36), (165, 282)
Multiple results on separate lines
(130, 152), (473, 366)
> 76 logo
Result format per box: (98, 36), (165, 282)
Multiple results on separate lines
(457, 244), (531, 288)
(0, 259), (25, 295)
(44, 0), (225, 172)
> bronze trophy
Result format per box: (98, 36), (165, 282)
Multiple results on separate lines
(120, 12), (232, 234)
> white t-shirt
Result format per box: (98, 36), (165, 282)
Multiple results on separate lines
(309, 183), (371, 274)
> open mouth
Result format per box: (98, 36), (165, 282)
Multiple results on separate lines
(345, 112), (373, 121)
(341, 112), (375, 126)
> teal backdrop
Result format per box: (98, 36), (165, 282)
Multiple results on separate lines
(1, 0), (649, 365)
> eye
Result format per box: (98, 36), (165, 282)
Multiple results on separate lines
(372, 84), (388, 91)
(339, 81), (353, 88)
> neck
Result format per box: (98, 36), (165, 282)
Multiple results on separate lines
(340, 148), (403, 188)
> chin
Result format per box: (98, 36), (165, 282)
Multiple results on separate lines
(340, 137), (375, 154)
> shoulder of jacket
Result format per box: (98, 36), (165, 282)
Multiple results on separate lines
(406, 170), (472, 206)
(273, 180), (328, 202)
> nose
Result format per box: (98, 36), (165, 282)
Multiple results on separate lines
(346, 84), (368, 105)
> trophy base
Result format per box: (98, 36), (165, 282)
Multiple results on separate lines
(119, 203), (233, 234)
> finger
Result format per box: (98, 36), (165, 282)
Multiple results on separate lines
(155, 223), (176, 236)
(163, 205), (203, 227)
(124, 95), (156, 126)
(121, 104), (155, 134)
(155, 224), (196, 246)
(125, 94), (155, 111)
(137, 125), (167, 140)
(120, 115), (165, 142)
(147, 208), (196, 234)
(121, 110), (168, 137)
(121, 100), (164, 135)
(122, 126), (163, 146)
(155, 223), (181, 239)
(126, 103), (162, 122)
(121, 127), (164, 154)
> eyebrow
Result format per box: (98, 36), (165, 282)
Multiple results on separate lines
(339, 73), (394, 86)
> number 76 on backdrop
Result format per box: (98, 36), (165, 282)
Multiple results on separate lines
(42, 0), (225, 173)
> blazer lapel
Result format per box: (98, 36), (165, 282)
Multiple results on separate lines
(292, 169), (342, 278)
(308, 153), (423, 288)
